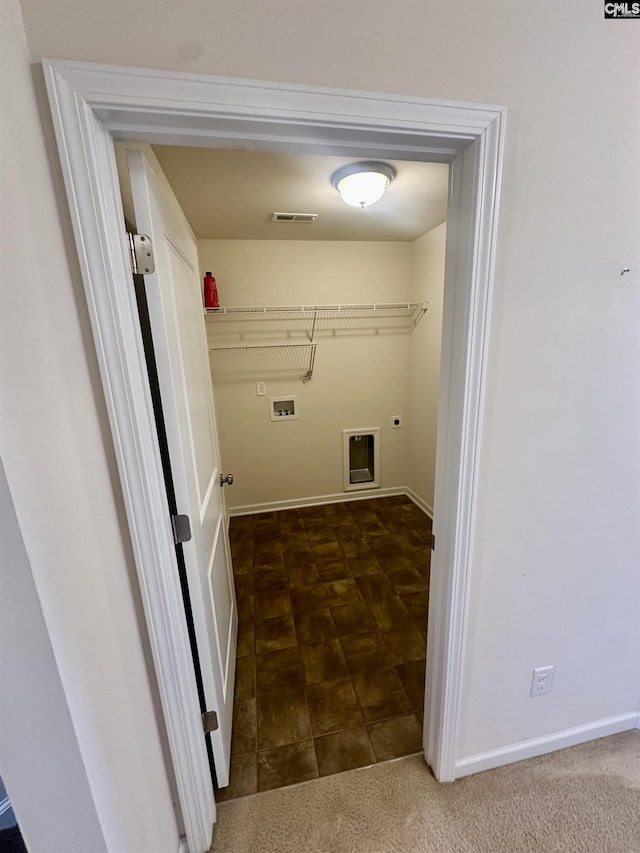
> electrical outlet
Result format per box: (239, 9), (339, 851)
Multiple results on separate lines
(390, 415), (403, 429)
(256, 381), (266, 396)
(530, 665), (554, 697)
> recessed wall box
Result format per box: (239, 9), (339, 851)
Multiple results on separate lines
(270, 396), (298, 421)
(343, 428), (380, 492)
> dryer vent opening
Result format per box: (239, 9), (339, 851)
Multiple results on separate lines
(343, 428), (380, 492)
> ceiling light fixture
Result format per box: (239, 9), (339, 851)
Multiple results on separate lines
(331, 161), (396, 208)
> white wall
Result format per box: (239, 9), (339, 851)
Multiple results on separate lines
(0, 460), (106, 853)
(14, 0), (640, 785)
(199, 240), (415, 508)
(407, 224), (446, 511)
(0, 3), (180, 850)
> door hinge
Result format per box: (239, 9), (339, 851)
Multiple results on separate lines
(128, 233), (155, 275)
(171, 514), (192, 545)
(430, 533), (436, 551)
(202, 710), (219, 734)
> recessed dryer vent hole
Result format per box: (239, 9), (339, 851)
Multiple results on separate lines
(343, 428), (380, 492)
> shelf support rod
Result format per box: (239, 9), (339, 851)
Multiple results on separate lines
(303, 310), (318, 384)
(308, 309), (317, 345)
(303, 344), (317, 384)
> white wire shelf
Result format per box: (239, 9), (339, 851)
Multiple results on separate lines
(206, 303), (427, 383)
(205, 302), (427, 323)
(209, 341), (318, 357)
(209, 342), (318, 353)
(209, 342), (318, 383)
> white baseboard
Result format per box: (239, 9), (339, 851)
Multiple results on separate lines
(228, 486), (435, 519)
(405, 488), (434, 519)
(455, 711), (639, 778)
(227, 487), (407, 517)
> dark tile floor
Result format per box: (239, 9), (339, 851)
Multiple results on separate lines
(218, 495), (431, 801)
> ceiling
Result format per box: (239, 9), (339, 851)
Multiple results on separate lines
(151, 146), (448, 242)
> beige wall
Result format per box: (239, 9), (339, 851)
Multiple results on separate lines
(9, 0), (640, 825)
(407, 224), (447, 511)
(199, 239), (416, 508)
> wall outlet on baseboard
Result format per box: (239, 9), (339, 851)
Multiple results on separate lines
(530, 665), (554, 697)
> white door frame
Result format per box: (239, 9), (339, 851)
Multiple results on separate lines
(44, 60), (505, 852)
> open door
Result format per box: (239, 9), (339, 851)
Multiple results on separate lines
(127, 148), (238, 788)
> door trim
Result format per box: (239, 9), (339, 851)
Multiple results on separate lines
(43, 60), (505, 849)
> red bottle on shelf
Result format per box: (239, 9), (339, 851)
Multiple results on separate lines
(203, 271), (219, 309)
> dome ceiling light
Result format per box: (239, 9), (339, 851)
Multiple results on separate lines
(331, 161), (397, 208)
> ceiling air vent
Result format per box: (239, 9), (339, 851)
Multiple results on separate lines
(272, 212), (319, 223)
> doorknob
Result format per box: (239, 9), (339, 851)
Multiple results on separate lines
(220, 474), (234, 487)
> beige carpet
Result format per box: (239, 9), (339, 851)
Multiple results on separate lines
(211, 731), (640, 852)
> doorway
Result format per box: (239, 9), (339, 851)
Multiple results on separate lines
(45, 58), (504, 853)
(119, 142), (448, 797)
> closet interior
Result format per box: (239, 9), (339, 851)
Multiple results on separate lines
(118, 142), (448, 798)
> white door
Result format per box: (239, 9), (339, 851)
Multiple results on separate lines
(127, 148), (238, 788)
